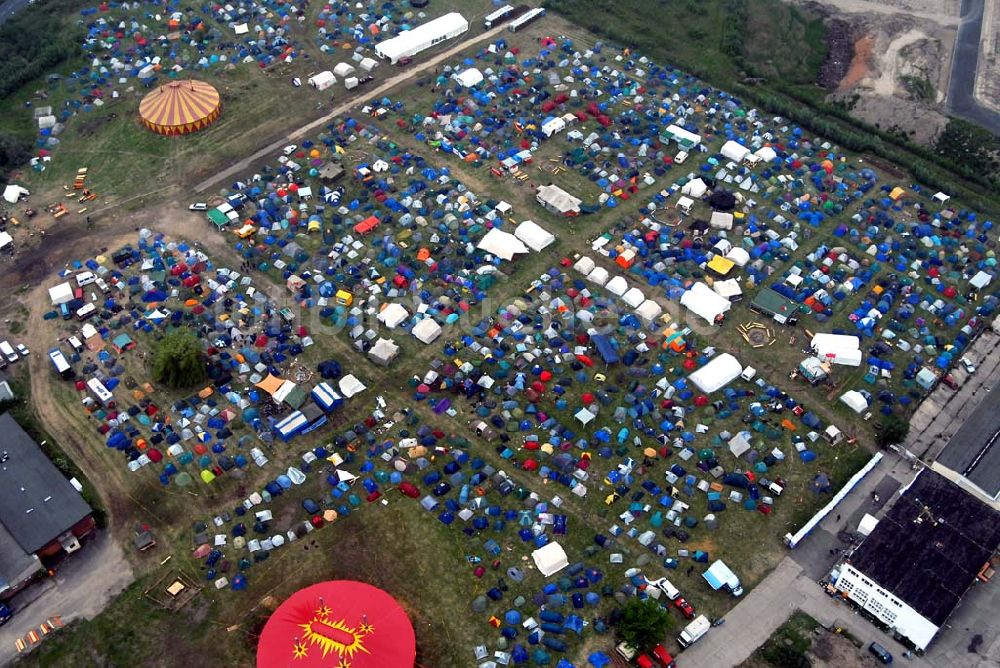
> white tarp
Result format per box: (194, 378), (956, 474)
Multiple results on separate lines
(338, 374), (367, 398)
(531, 541), (569, 577)
(378, 303), (409, 329)
(680, 282), (731, 325)
(3, 184), (29, 204)
(477, 228), (528, 261)
(720, 140), (750, 163)
(713, 278), (742, 300)
(49, 282), (74, 305)
(514, 220), (555, 251)
(811, 333), (862, 367)
(412, 318), (442, 344)
(681, 178), (707, 198)
(375, 12), (469, 63)
(453, 67), (483, 88)
(689, 353), (743, 393)
(840, 390), (869, 414)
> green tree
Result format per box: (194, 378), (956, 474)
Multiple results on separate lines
(616, 598), (672, 652)
(876, 414), (910, 448)
(152, 329), (207, 389)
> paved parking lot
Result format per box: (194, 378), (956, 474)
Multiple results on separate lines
(925, 573), (1000, 668)
(906, 329), (1000, 461)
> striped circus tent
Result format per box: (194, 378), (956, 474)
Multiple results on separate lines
(139, 80), (222, 136)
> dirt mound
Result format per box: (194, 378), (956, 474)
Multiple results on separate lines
(819, 18), (859, 89)
(837, 34), (873, 92)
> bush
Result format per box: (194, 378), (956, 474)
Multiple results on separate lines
(615, 598), (672, 652)
(151, 329), (208, 389)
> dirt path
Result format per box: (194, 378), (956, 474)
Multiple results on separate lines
(871, 28), (930, 95)
(792, 0), (961, 25)
(193, 24), (510, 194)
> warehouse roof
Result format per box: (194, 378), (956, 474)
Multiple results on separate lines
(849, 470), (1000, 626)
(0, 413), (93, 553)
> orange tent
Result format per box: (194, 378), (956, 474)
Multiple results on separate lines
(256, 374), (285, 396)
(139, 80), (222, 136)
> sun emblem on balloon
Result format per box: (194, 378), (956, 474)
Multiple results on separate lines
(297, 605), (371, 663)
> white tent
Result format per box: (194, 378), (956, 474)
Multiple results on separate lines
(587, 266), (609, 286)
(541, 116), (566, 138)
(378, 303), (410, 329)
(689, 353), (743, 393)
(48, 282), (74, 305)
(635, 299), (662, 322)
(622, 287), (645, 309)
(811, 333), (862, 367)
(368, 337), (399, 366)
(375, 13), (469, 63)
(840, 390), (869, 414)
(412, 318), (442, 344)
(573, 256), (596, 275)
(720, 140), (750, 163)
(338, 374), (367, 398)
(477, 228), (528, 261)
(726, 247), (750, 267)
(575, 407), (595, 425)
(453, 67), (483, 88)
(970, 271), (992, 289)
(728, 432), (752, 457)
(606, 275), (628, 296)
(2, 184), (29, 204)
(680, 282), (731, 325)
(710, 211), (734, 230)
(676, 195), (694, 213)
(754, 146), (777, 162)
(531, 541), (569, 577)
(0, 231), (12, 250)
(857, 513), (879, 536)
(713, 278), (742, 301)
(308, 71), (336, 91)
(681, 178), (707, 198)
(514, 220), (555, 252)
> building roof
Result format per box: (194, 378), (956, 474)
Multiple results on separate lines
(0, 413), (93, 554)
(934, 386), (1000, 500)
(848, 469), (1000, 627)
(0, 519), (41, 594)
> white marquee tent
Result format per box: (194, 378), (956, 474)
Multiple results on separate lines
(514, 220), (555, 251)
(681, 178), (707, 198)
(840, 390), (869, 414)
(689, 353), (743, 393)
(477, 227), (528, 261)
(622, 287), (646, 309)
(378, 302), (410, 329)
(680, 282), (731, 325)
(720, 140), (751, 163)
(453, 67), (483, 88)
(811, 333), (862, 367)
(531, 541), (569, 577)
(375, 13), (469, 63)
(412, 318), (442, 344)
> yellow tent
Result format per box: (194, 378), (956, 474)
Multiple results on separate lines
(889, 186), (905, 201)
(707, 255), (734, 276)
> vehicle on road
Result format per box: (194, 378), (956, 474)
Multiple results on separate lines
(868, 641), (893, 664)
(960, 357), (976, 374)
(0, 603), (12, 626)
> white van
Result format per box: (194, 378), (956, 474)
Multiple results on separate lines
(646, 577), (681, 601)
(76, 271), (97, 287)
(68, 336), (84, 353)
(0, 341), (17, 363)
(678, 614), (711, 648)
(675, 150), (689, 164)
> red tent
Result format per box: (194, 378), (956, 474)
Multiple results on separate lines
(257, 581), (416, 668)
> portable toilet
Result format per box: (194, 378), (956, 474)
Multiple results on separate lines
(335, 290), (353, 307)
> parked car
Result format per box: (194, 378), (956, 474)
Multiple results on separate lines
(0, 603), (12, 626)
(941, 374), (959, 390)
(188, 202), (207, 211)
(960, 357), (976, 374)
(16, 343), (29, 356)
(868, 641), (893, 664)
(282, 144), (298, 156)
(673, 596), (695, 619)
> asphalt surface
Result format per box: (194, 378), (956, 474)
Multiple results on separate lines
(0, 531), (134, 664)
(948, 0), (1000, 134)
(679, 452), (928, 667)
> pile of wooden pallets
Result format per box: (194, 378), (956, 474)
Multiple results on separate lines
(72, 168), (88, 190)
